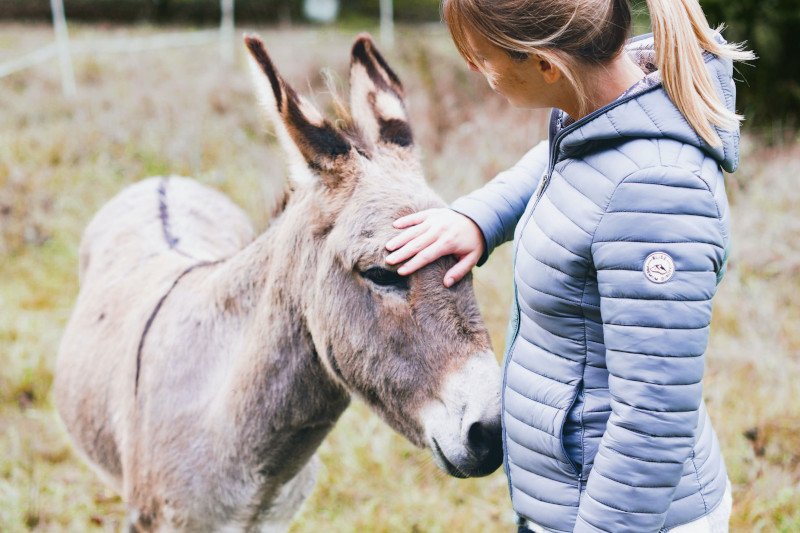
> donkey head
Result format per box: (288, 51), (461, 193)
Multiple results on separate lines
(245, 34), (501, 478)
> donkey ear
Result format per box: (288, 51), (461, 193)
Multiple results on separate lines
(245, 34), (353, 187)
(349, 34), (413, 150)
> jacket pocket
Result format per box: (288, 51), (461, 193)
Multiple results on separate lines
(559, 387), (583, 476)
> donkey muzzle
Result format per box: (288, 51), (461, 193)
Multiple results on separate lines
(421, 351), (502, 478)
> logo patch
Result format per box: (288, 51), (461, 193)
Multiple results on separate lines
(643, 252), (675, 283)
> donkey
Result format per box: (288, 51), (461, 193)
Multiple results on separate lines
(54, 34), (502, 532)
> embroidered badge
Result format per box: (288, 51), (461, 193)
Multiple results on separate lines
(643, 252), (675, 283)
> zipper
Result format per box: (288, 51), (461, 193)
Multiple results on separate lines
(501, 169), (549, 499)
(500, 259), (521, 496)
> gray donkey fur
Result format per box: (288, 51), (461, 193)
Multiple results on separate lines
(54, 34), (502, 532)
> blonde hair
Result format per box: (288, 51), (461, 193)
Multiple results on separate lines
(442, 0), (754, 147)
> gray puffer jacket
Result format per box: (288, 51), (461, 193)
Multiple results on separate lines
(452, 33), (736, 532)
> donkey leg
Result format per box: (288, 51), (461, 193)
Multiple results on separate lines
(255, 455), (320, 533)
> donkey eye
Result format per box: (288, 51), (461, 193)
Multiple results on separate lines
(360, 267), (409, 290)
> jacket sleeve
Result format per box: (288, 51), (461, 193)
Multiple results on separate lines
(574, 167), (727, 533)
(450, 139), (548, 265)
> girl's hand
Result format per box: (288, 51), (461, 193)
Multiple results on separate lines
(385, 208), (485, 287)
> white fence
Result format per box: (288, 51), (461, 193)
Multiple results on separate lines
(0, 0), (394, 97)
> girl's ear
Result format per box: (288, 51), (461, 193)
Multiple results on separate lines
(535, 56), (562, 85)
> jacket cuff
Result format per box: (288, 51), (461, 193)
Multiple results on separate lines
(450, 198), (503, 267)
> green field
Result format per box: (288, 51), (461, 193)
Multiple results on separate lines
(1, 22), (798, 532)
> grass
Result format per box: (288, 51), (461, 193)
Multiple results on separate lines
(1, 21), (798, 532)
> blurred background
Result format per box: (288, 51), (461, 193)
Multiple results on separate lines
(0, 0), (798, 531)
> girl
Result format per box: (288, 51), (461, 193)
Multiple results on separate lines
(384, 0), (753, 531)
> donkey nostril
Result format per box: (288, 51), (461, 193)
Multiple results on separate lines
(467, 422), (486, 450)
(467, 420), (501, 459)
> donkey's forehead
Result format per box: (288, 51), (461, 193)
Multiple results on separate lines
(349, 172), (442, 218)
(330, 178), (442, 247)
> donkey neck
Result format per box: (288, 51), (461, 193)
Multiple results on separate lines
(204, 197), (350, 480)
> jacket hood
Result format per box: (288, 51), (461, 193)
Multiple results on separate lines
(556, 32), (740, 173)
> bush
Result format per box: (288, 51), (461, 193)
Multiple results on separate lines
(700, 0), (800, 132)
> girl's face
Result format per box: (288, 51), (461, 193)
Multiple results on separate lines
(461, 24), (562, 110)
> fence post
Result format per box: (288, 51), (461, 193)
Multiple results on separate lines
(50, 0), (76, 97)
(379, 0), (394, 48)
(221, 0), (235, 64)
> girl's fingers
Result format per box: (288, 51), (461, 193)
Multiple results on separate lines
(444, 250), (481, 287)
(392, 210), (430, 229)
(386, 223), (428, 252)
(396, 240), (446, 276)
(387, 230), (439, 266)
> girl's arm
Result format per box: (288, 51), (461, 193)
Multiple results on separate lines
(449, 139), (549, 264)
(576, 167), (728, 533)
(386, 139), (549, 285)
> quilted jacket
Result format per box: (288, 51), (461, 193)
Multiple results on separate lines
(451, 33), (737, 532)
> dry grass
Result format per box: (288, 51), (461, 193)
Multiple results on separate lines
(0, 21), (797, 532)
